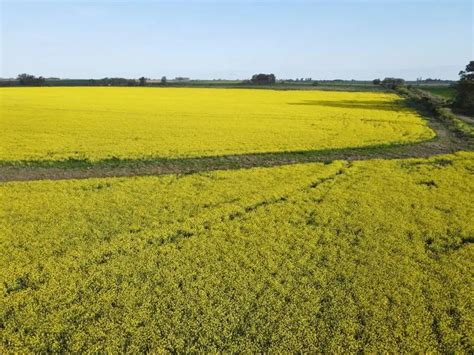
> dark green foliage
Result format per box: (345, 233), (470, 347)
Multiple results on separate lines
(88, 77), (138, 86)
(396, 85), (474, 137)
(454, 61), (474, 115)
(458, 60), (474, 81)
(17, 73), (45, 86)
(381, 77), (406, 89)
(250, 73), (276, 85)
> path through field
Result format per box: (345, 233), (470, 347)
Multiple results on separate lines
(0, 105), (472, 182)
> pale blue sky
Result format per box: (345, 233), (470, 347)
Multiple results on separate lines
(1, 0), (472, 80)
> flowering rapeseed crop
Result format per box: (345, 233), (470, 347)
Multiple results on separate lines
(0, 87), (434, 162)
(1, 152), (472, 352)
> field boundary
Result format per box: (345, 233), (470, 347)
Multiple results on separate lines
(1, 93), (472, 182)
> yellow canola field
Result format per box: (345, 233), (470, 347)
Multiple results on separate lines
(1, 152), (473, 352)
(0, 87), (434, 162)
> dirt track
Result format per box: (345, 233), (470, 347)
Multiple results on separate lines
(0, 113), (472, 183)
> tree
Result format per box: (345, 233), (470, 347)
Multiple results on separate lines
(458, 61), (474, 81)
(372, 78), (381, 85)
(17, 73), (33, 84)
(454, 61), (474, 114)
(381, 77), (405, 89)
(161, 76), (167, 84)
(138, 77), (147, 86)
(250, 73), (276, 85)
(17, 73), (45, 86)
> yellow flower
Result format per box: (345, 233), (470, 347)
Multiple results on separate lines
(0, 87), (434, 162)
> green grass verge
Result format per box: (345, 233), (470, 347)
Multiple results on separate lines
(417, 86), (457, 100)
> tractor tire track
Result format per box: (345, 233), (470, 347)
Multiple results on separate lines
(0, 112), (472, 183)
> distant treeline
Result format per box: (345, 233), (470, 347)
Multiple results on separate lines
(1, 73), (456, 88)
(1, 73), (390, 90)
(3, 70), (471, 114)
(0, 75), (149, 87)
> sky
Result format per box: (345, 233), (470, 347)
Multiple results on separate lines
(1, 0), (472, 80)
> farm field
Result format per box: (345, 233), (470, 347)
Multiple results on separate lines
(1, 152), (473, 352)
(417, 85), (457, 100)
(3, 0), (473, 352)
(0, 87), (435, 163)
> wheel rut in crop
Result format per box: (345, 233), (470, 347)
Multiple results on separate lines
(0, 112), (472, 182)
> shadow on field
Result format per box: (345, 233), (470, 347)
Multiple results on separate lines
(287, 99), (406, 111)
(0, 131), (469, 182)
(0, 94), (471, 182)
